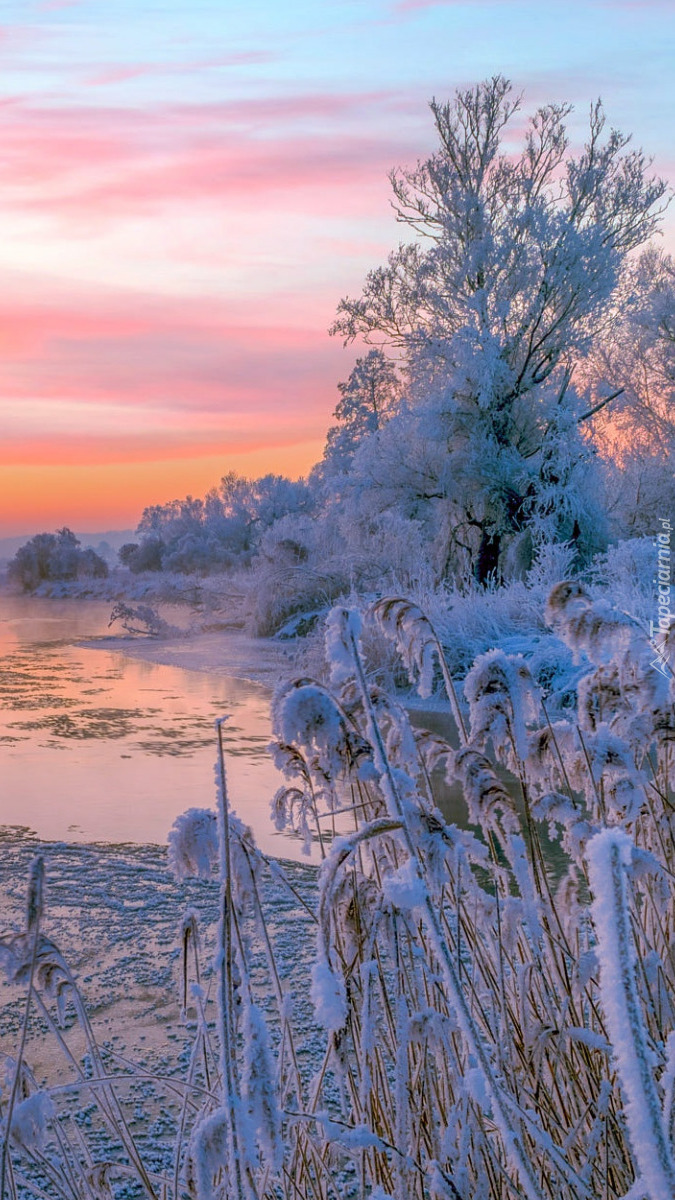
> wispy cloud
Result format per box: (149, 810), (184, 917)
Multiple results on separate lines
(0, 92), (421, 225)
(393, 0), (674, 11)
(0, 278), (351, 467)
(391, 0), (517, 14)
(85, 51), (277, 88)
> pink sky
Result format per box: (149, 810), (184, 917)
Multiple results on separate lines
(1, 0), (673, 536)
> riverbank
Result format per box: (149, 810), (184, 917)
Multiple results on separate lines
(0, 827), (318, 1061)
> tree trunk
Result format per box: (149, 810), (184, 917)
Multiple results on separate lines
(475, 530), (501, 586)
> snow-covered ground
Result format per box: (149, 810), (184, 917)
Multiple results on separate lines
(0, 829), (319, 1190)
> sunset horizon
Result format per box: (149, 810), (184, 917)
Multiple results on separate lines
(2, 0), (674, 536)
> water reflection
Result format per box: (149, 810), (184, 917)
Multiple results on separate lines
(0, 596), (567, 876)
(0, 596), (291, 856)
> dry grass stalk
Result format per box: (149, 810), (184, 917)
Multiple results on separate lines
(2, 586), (675, 1199)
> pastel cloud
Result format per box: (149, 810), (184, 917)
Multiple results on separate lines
(0, 279), (352, 469)
(1, 0), (673, 537)
(85, 51), (277, 87)
(19, 134), (407, 219)
(0, 93), (425, 241)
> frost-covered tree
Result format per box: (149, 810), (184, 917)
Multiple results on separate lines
(127, 472), (314, 575)
(588, 250), (675, 443)
(584, 249), (675, 534)
(8, 528), (108, 591)
(321, 350), (402, 477)
(332, 76), (667, 582)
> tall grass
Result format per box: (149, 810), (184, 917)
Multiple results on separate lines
(1, 581), (674, 1199)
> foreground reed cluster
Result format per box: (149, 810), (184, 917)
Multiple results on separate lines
(2, 582), (675, 1200)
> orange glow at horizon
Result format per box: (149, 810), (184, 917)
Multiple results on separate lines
(0, 442), (324, 538)
(2, 0), (673, 544)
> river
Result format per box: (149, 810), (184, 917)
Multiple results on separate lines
(1, 592), (496, 871)
(0, 593), (299, 857)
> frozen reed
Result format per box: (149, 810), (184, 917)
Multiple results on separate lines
(2, 581), (675, 1200)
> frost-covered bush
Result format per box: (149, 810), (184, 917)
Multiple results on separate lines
(243, 495), (442, 638)
(121, 472), (315, 578)
(300, 543), (578, 696)
(241, 512), (349, 636)
(589, 537), (658, 628)
(119, 536), (165, 573)
(108, 600), (179, 637)
(7, 528), (108, 592)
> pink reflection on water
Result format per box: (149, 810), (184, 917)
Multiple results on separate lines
(0, 596), (307, 858)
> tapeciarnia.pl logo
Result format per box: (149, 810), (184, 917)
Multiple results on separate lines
(650, 517), (673, 677)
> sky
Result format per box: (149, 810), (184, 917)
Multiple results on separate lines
(0, 0), (673, 537)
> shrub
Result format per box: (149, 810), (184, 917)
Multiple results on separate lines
(118, 537), (165, 573)
(7, 528), (108, 592)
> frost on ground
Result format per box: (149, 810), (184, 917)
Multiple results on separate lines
(0, 828), (318, 1199)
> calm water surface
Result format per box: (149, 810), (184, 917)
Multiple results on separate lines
(0, 594), (568, 881)
(0, 594), (297, 857)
